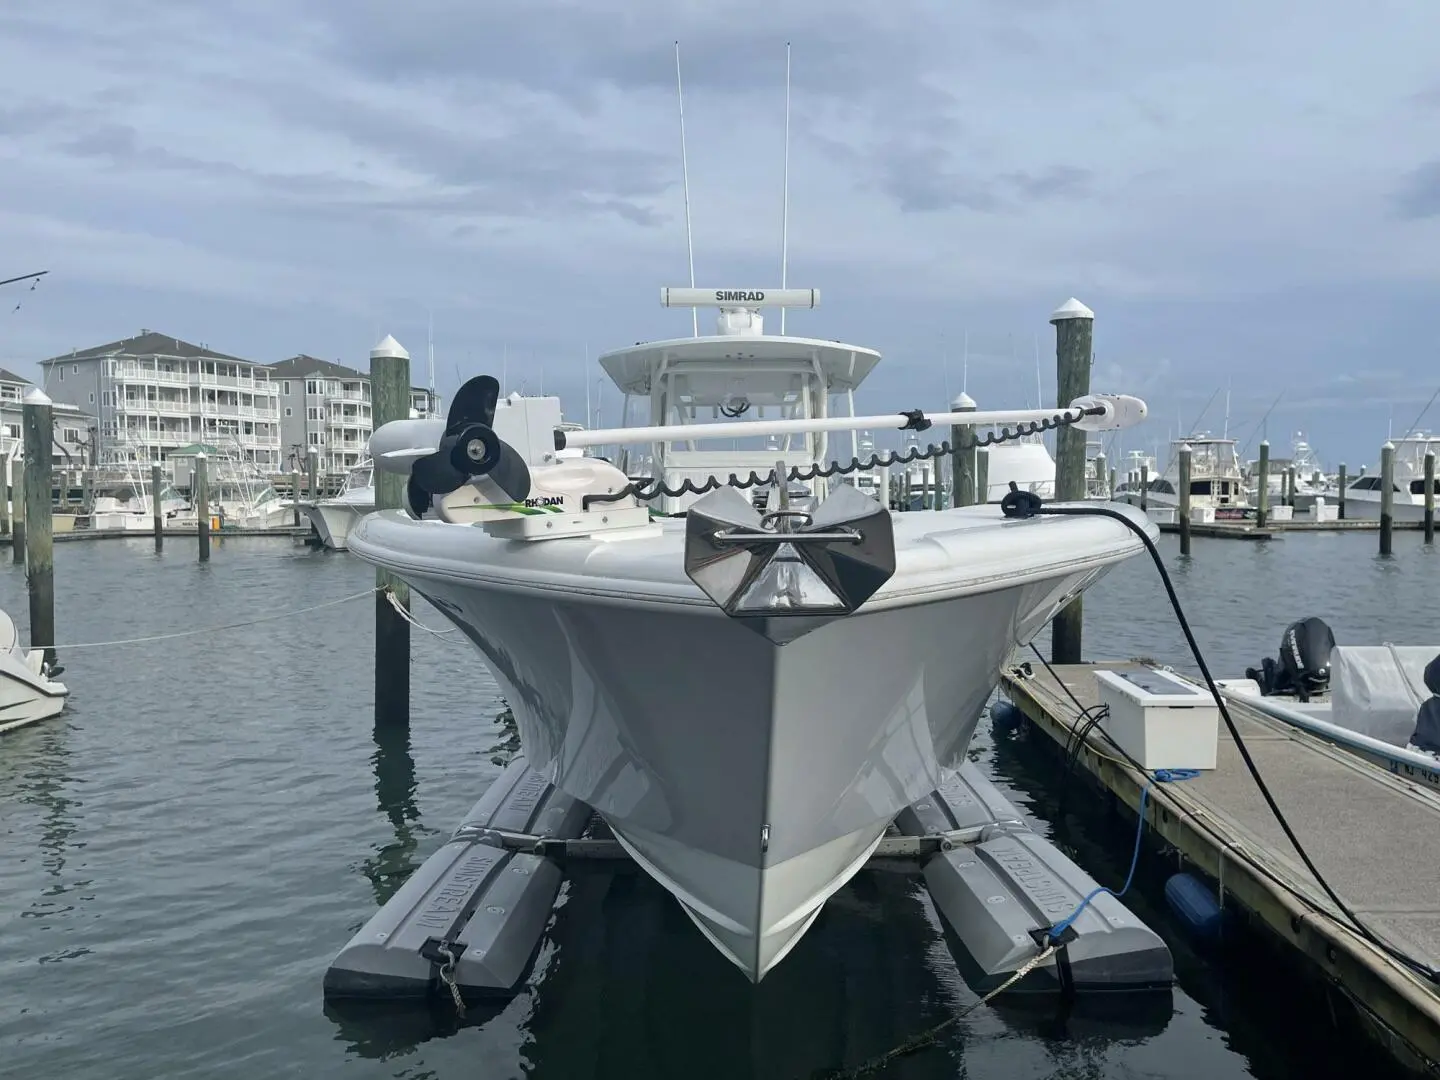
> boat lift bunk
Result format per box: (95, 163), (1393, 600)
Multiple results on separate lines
(325, 753), (1173, 1002)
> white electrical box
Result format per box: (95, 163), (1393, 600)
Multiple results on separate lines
(1094, 667), (1220, 771)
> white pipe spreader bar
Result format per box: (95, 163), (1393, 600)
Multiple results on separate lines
(559, 394), (1147, 450)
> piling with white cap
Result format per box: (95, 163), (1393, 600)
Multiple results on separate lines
(1256, 441), (1271, 529)
(1050, 298), (1094, 663)
(195, 451), (210, 562)
(1380, 442), (1395, 556)
(21, 387), (55, 662)
(1178, 443), (1193, 557)
(371, 334), (413, 727)
(950, 392), (978, 507)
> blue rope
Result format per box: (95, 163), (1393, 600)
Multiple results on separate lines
(1046, 768), (1200, 942)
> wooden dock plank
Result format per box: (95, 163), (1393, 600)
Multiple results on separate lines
(1003, 660), (1440, 1074)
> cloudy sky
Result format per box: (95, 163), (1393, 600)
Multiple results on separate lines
(2, 1), (1439, 467)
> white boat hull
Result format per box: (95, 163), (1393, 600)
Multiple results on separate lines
(0, 610), (68, 732)
(303, 499), (373, 550)
(1341, 492), (1431, 522)
(349, 502), (1151, 980)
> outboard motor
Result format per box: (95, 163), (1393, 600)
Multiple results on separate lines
(1407, 653), (1440, 757)
(1245, 617), (1335, 701)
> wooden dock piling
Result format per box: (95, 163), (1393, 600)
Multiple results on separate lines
(950, 393), (977, 508)
(975, 447), (989, 505)
(1337, 463), (1347, 520)
(0, 453), (10, 536)
(371, 335), (412, 728)
(1178, 443), (1193, 556)
(1139, 462), (1149, 511)
(291, 469), (301, 527)
(307, 446), (319, 507)
(1286, 465), (1297, 508)
(151, 463), (164, 550)
(1380, 442), (1395, 556)
(1256, 440), (1270, 528)
(11, 458), (24, 566)
(1094, 451), (1107, 499)
(1050, 297), (1094, 664)
(1425, 451), (1435, 544)
(195, 452), (211, 562)
(21, 389), (55, 665)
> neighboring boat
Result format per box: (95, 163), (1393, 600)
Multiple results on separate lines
(350, 285), (1155, 982)
(1242, 432), (1337, 511)
(1117, 435), (1249, 517)
(1225, 617), (1440, 791)
(300, 460), (374, 551)
(1342, 434), (1440, 522)
(86, 449), (188, 531)
(1112, 450), (1158, 502)
(984, 432), (1055, 504)
(0, 607), (68, 731)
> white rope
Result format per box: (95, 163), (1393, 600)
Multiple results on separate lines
(383, 587), (458, 635)
(35, 587), (381, 651)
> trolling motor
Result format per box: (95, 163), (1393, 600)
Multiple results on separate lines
(406, 376), (532, 518)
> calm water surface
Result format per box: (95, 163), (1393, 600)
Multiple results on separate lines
(1, 530), (1436, 1079)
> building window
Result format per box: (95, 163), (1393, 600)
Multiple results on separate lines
(282, 381), (290, 395)
(62, 428), (80, 443)
(58, 368), (63, 381)
(72, 365), (78, 375)
(89, 392), (96, 404)
(284, 407), (293, 417)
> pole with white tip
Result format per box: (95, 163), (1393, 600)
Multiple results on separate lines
(21, 388), (54, 664)
(371, 334), (412, 727)
(1051, 297), (1095, 664)
(195, 452), (210, 562)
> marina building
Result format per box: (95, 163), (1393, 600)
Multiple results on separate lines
(268, 354), (441, 476)
(38, 331), (282, 472)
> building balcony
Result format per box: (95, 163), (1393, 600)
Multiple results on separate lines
(112, 364), (190, 387)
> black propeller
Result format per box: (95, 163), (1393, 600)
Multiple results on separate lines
(406, 375), (533, 518)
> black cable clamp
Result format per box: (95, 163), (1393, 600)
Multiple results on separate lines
(899, 409), (931, 432)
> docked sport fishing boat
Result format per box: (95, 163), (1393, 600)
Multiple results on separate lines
(301, 459), (374, 551)
(348, 287), (1157, 981)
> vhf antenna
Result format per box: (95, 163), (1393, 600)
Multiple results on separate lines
(674, 42), (698, 337)
(780, 42), (792, 334)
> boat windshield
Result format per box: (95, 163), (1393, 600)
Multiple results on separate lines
(346, 467), (372, 491)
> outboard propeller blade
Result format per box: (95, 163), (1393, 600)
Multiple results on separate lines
(404, 374), (533, 518)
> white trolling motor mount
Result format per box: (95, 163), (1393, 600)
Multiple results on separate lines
(369, 374), (1150, 543)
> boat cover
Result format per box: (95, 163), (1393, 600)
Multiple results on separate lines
(1330, 645), (1440, 746)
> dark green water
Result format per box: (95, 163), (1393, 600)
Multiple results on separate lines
(1, 530), (1435, 1079)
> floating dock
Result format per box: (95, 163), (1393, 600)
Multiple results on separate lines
(1155, 522), (1275, 540)
(325, 754), (1173, 1003)
(1001, 661), (1440, 1074)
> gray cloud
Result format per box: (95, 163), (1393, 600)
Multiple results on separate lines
(2, 1), (1440, 470)
(1394, 161), (1440, 219)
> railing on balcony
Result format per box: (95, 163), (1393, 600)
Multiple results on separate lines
(113, 363), (190, 386)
